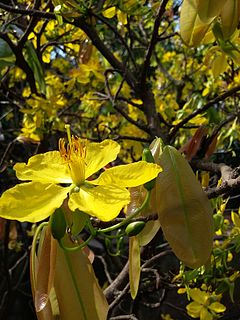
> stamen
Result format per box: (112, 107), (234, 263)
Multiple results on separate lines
(59, 126), (88, 186)
(65, 124), (72, 145)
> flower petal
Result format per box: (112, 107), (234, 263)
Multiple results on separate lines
(186, 302), (202, 318)
(92, 161), (161, 187)
(208, 302), (226, 313)
(189, 288), (209, 305)
(68, 185), (130, 221)
(85, 140), (120, 179)
(0, 182), (70, 222)
(200, 308), (213, 320)
(14, 151), (72, 184)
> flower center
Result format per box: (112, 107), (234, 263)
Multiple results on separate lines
(59, 136), (87, 186)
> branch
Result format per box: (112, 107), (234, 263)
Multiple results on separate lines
(72, 18), (137, 90)
(169, 85), (240, 139)
(140, 0), (169, 90)
(191, 159), (240, 199)
(0, 2), (55, 19)
(105, 245), (172, 307)
(103, 70), (150, 134)
(207, 175), (240, 199)
(18, 0), (42, 47)
(114, 104), (150, 134)
(104, 261), (129, 302)
(91, 11), (137, 70)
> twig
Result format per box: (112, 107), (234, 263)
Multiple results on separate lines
(108, 283), (130, 313)
(0, 2), (55, 19)
(109, 315), (138, 320)
(207, 175), (240, 199)
(169, 85), (240, 139)
(140, 0), (169, 90)
(91, 12), (137, 70)
(73, 18), (137, 90)
(142, 250), (173, 269)
(104, 261), (129, 302)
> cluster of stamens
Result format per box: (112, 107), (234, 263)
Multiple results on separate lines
(59, 135), (87, 186)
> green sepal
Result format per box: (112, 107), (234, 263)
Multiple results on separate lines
(50, 207), (67, 240)
(142, 148), (156, 190)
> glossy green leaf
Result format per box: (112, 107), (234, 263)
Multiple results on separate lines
(54, 243), (108, 320)
(180, 0), (211, 46)
(25, 41), (46, 94)
(129, 236), (141, 299)
(220, 0), (240, 40)
(197, 0), (226, 22)
(156, 146), (214, 268)
(0, 38), (16, 69)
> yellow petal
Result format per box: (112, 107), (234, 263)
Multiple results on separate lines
(92, 161), (161, 187)
(189, 288), (209, 305)
(0, 182), (70, 222)
(102, 7), (116, 19)
(208, 302), (226, 313)
(68, 185), (130, 221)
(14, 151), (72, 184)
(186, 302), (202, 317)
(200, 308), (213, 320)
(85, 140), (120, 179)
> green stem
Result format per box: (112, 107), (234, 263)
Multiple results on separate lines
(98, 190), (151, 234)
(59, 234), (94, 252)
(85, 216), (97, 236)
(104, 232), (125, 239)
(31, 222), (49, 290)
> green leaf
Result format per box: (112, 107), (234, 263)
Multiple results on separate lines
(0, 38), (16, 69)
(54, 243), (108, 320)
(197, 0), (226, 23)
(71, 211), (88, 236)
(129, 236), (141, 299)
(180, 0), (211, 46)
(211, 52), (228, 78)
(25, 41), (46, 94)
(156, 146), (214, 268)
(220, 0), (240, 40)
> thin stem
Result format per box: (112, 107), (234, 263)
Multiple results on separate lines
(59, 234), (94, 252)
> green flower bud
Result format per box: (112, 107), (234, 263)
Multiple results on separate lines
(50, 208), (67, 240)
(125, 221), (146, 237)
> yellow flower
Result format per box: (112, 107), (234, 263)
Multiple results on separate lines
(186, 288), (226, 320)
(0, 136), (161, 223)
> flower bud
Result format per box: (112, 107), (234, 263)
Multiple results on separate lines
(125, 221), (146, 237)
(50, 208), (67, 240)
